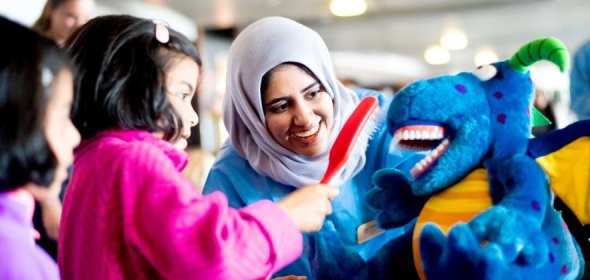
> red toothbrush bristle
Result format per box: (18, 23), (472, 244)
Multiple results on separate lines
(320, 96), (379, 184)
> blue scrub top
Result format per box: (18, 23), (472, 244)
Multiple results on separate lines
(203, 88), (423, 279)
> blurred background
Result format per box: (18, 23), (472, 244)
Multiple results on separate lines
(2, 0), (589, 154)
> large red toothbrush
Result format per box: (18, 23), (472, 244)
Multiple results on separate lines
(320, 96), (380, 184)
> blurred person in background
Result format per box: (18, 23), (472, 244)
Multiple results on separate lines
(570, 39), (590, 121)
(532, 88), (558, 136)
(32, 0), (95, 46)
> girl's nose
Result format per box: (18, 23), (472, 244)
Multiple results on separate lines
(188, 106), (199, 127)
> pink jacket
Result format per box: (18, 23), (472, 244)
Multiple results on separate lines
(58, 130), (302, 280)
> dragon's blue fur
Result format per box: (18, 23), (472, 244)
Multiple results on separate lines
(312, 38), (585, 279)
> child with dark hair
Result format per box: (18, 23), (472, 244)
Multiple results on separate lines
(0, 16), (80, 279)
(59, 14), (339, 279)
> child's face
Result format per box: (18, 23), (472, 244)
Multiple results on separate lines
(45, 68), (81, 186)
(263, 64), (334, 157)
(166, 56), (199, 150)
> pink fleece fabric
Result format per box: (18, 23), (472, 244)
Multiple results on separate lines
(58, 130), (302, 280)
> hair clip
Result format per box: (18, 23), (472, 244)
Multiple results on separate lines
(153, 20), (170, 44)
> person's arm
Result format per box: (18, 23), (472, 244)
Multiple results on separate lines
(127, 149), (336, 279)
(131, 172), (303, 279)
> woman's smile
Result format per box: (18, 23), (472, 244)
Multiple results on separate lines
(289, 121), (322, 144)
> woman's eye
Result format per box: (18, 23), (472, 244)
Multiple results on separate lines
(306, 90), (322, 100)
(270, 102), (288, 113)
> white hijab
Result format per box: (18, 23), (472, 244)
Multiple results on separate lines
(223, 16), (365, 187)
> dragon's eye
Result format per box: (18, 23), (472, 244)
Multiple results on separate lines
(472, 64), (497, 81)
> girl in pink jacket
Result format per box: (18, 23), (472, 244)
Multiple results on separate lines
(58, 15), (338, 280)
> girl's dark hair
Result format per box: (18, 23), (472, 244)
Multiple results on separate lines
(0, 16), (70, 192)
(64, 15), (202, 142)
(32, 0), (69, 33)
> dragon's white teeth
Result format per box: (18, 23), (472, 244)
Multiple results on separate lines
(397, 127), (445, 141)
(416, 161), (424, 171)
(410, 137), (451, 178)
(430, 149), (439, 157)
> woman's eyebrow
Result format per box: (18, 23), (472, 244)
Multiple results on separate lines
(301, 81), (319, 93)
(264, 96), (289, 107)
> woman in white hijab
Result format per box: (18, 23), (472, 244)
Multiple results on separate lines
(203, 16), (422, 279)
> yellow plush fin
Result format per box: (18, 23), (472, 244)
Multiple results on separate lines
(536, 137), (590, 225)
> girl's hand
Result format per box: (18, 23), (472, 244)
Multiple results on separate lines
(277, 184), (339, 232)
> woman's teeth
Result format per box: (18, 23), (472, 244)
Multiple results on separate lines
(293, 123), (320, 138)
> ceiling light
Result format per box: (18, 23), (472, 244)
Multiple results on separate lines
(440, 29), (468, 50)
(474, 47), (499, 66)
(330, 0), (367, 17)
(424, 44), (450, 65)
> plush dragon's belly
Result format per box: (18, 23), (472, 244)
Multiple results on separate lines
(412, 168), (492, 280)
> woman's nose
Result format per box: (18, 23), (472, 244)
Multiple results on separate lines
(293, 103), (314, 126)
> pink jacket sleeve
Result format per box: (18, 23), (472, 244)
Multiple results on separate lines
(123, 149), (303, 280)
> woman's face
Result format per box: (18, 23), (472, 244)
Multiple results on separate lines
(263, 64), (334, 157)
(165, 56), (200, 151)
(48, 0), (94, 44)
(45, 68), (80, 185)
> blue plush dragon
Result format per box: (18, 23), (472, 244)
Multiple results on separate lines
(313, 38), (586, 279)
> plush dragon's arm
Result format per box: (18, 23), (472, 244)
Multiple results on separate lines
(366, 169), (428, 229)
(469, 155), (550, 263)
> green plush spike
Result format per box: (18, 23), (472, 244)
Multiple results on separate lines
(509, 38), (569, 73)
(531, 107), (552, 127)
(537, 38), (569, 72)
